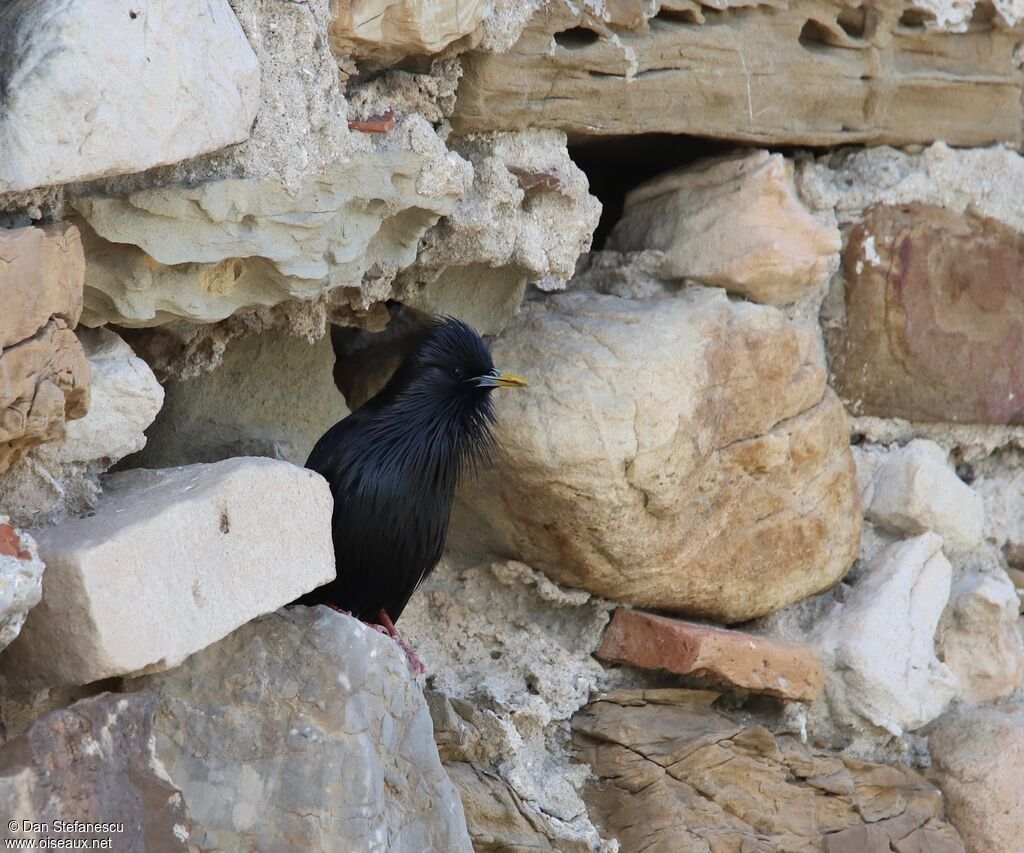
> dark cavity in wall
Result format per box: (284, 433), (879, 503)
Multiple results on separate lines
(568, 134), (733, 249)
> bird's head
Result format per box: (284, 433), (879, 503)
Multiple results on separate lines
(380, 316), (527, 464)
(411, 316), (528, 398)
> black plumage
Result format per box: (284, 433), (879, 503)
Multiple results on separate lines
(296, 317), (526, 627)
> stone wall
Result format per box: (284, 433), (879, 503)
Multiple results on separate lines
(1, 0), (1023, 850)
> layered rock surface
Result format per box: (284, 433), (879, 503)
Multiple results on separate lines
(452, 288), (860, 622)
(0, 458), (334, 689)
(129, 607), (471, 852)
(452, 0), (1024, 147)
(574, 689), (965, 852)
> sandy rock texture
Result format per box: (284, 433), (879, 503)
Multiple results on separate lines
(939, 571), (1024, 703)
(403, 558), (614, 850)
(928, 704), (1024, 853)
(132, 328), (347, 468)
(608, 151), (839, 306)
(0, 327), (162, 527)
(452, 288), (860, 623)
(129, 607), (471, 852)
(854, 440), (984, 550)
(0, 223), (89, 473)
(330, 0), (490, 64)
(0, 458), (335, 690)
(814, 533), (957, 737)
(574, 689), (965, 852)
(397, 129), (602, 330)
(452, 0), (1024, 147)
(829, 203), (1024, 423)
(73, 124), (472, 327)
(0, 520), (43, 654)
(0, 0), (260, 193)
(0, 692), (191, 848)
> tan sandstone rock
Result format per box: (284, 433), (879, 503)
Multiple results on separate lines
(451, 289), (860, 623)
(0, 224), (90, 473)
(0, 0), (260, 193)
(0, 458), (335, 690)
(607, 151), (840, 305)
(597, 609), (826, 701)
(928, 704), (1024, 853)
(452, 0), (1024, 148)
(574, 689), (965, 852)
(939, 572), (1024, 704)
(829, 203), (1024, 423)
(854, 440), (985, 549)
(330, 0), (489, 64)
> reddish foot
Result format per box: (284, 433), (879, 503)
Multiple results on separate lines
(377, 609), (427, 677)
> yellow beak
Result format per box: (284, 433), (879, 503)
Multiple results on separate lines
(494, 372), (528, 388)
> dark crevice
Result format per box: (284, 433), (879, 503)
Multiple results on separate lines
(554, 26), (602, 49)
(568, 134), (733, 249)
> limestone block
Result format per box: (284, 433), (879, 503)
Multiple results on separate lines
(72, 118), (472, 327)
(607, 151), (840, 305)
(0, 693), (190, 848)
(855, 440), (984, 549)
(928, 704), (1024, 853)
(0, 520), (43, 654)
(452, 0), (1024, 148)
(0, 224), (84, 348)
(815, 533), (957, 735)
(597, 609), (826, 701)
(450, 289), (860, 623)
(128, 608), (472, 852)
(330, 0), (490, 63)
(828, 203), (1024, 423)
(49, 327), (163, 466)
(133, 328), (347, 468)
(574, 689), (965, 852)
(0, 458), (335, 689)
(0, 0), (260, 192)
(939, 572), (1024, 703)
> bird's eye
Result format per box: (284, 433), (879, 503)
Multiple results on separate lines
(451, 366), (465, 380)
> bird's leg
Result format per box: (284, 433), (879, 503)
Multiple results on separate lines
(377, 609), (426, 676)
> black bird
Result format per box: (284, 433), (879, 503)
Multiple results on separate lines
(295, 317), (527, 669)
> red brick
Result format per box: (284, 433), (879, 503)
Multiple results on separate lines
(596, 609), (825, 702)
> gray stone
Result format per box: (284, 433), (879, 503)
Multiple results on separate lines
(128, 607), (472, 852)
(0, 692), (191, 849)
(0, 0), (260, 192)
